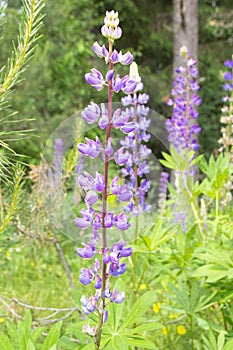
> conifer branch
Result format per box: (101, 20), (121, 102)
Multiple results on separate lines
(0, 0), (45, 106)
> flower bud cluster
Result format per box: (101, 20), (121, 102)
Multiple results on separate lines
(166, 46), (202, 152)
(101, 10), (122, 41)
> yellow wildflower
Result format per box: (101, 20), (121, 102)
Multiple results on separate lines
(139, 284), (147, 290)
(30, 262), (35, 267)
(177, 325), (187, 335)
(169, 314), (178, 319)
(162, 326), (168, 335)
(153, 303), (161, 313)
(0, 318), (5, 323)
(209, 20), (216, 26)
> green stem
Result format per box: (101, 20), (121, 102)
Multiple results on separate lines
(132, 94), (139, 350)
(95, 41), (113, 350)
(190, 315), (194, 350)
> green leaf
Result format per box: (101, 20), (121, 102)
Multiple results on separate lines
(217, 331), (225, 350)
(195, 316), (209, 330)
(159, 159), (175, 169)
(18, 322), (31, 350)
(127, 322), (162, 334)
(58, 336), (77, 350)
(48, 346), (57, 350)
(107, 278), (125, 331)
(71, 289), (83, 311)
(111, 336), (129, 350)
(42, 321), (62, 350)
(32, 326), (46, 341)
(193, 265), (228, 283)
(120, 291), (156, 330)
(0, 332), (15, 350)
(224, 338), (233, 350)
(24, 310), (32, 331)
(126, 336), (157, 349)
(26, 340), (35, 350)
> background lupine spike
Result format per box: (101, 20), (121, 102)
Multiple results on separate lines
(165, 46), (202, 153)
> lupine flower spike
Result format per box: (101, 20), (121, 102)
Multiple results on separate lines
(219, 58), (233, 161)
(165, 46), (202, 232)
(120, 62), (152, 216)
(166, 46), (202, 154)
(74, 11), (135, 348)
(219, 57), (233, 207)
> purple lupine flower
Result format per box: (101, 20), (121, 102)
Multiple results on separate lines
(111, 177), (121, 194)
(119, 51), (133, 65)
(80, 267), (94, 285)
(94, 274), (102, 289)
(104, 212), (114, 228)
(110, 289), (125, 303)
(110, 262), (127, 277)
(106, 70), (115, 82)
(113, 212), (130, 230)
(114, 148), (130, 165)
(77, 243), (96, 259)
(105, 138), (113, 156)
(121, 76), (137, 94)
(81, 102), (100, 124)
(92, 41), (108, 59)
(224, 59), (233, 68)
(85, 68), (105, 91)
(85, 190), (98, 205)
(95, 172), (105, 192)
(98, 103), (109, 129)
(75, 209), (92, 229)
(117, 184), (133, 202)
(78, 137), (101, 159)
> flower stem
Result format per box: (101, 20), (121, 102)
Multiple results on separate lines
(133, 95), (139, 304)
(95, 42), (113, 350)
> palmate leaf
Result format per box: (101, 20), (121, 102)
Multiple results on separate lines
(167, 282), (216, 315)
(119, 290), (156, 330)
(193, 248), (233, 282)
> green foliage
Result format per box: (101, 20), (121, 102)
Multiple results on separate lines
(0, 312), (62, 349)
